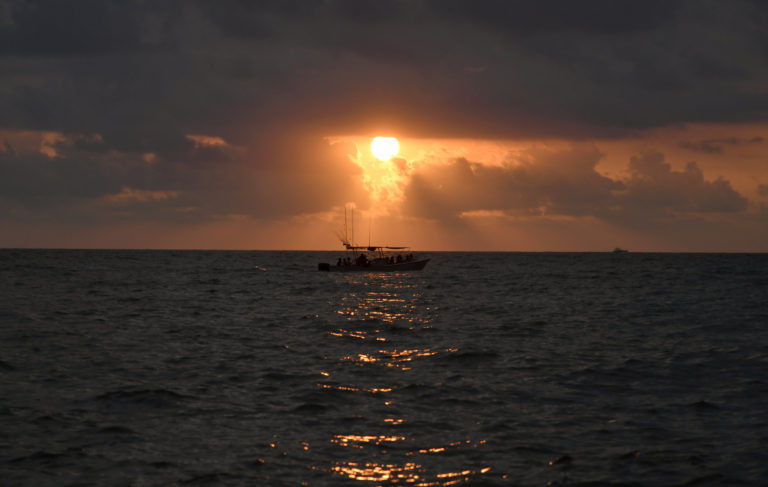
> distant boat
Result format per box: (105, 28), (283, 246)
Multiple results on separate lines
(612, 247), (629, 253)
(319, 245), (429, 272)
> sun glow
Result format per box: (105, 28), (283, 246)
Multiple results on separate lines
(371, 137), (399, 161)
(326, 135), (526, 210)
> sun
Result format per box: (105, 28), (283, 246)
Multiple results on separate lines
(370, 136), (399, 161)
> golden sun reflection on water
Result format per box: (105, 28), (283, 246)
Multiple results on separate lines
(328, 461), (421, 483)
(330, 276), (435, 343)
(334, 291), (426, 325)
(316, 383), (395, 394)
(336, 278), (429, 321)
(321, 430), (491, 485)
(326, 459), (491, 486)
(314, 274), (491, 484)
(339, 348), (456, 370)
(332, 434), (406, 449)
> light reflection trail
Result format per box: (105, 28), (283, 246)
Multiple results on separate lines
(316, 382), (395, 394)
(332, 434), (406, 448)
(329, 274), (435, 340)
(325, 460), (492, 486)
(338, 348), (451, 370)
(322, 435), (492, 484)
(327, 461), (421, 483)
(312, 272), (493, 484)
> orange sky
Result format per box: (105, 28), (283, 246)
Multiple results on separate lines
(2, 123), (766, 251)
(2, 2), (768, 251)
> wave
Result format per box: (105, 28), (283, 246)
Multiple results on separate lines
(93, 388), (192, 408)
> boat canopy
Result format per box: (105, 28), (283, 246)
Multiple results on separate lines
(344, 244), (410, 251)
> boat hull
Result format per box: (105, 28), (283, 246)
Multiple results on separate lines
(319, 259), (429, 272)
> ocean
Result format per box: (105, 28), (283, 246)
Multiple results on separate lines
(1, 249), (767, 486)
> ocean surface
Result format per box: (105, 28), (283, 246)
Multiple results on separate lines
(1, 250), (767, 486)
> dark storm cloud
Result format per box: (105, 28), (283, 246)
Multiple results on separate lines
(0, 132), (367, 222)
(679, 136), (764, 154)
(0, 149), (130, 203)
(0, 1), (142, 56)
(402, 148), (748, 222)
(1, 0), (766, 226)
(429, 0), (675, 36)
(621, 152), (748, 215)
(3, 0), (768, 140)
(404, 146), (623, 219)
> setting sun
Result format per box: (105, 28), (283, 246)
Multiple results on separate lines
(371, 137), (399, 161)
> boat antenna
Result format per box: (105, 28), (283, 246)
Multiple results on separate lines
(351, 208), (355, 246)
(368, 214), (371, 247)
(344, 207), (348, 244)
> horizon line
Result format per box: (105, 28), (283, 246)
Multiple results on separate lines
(2, 247), (767, 254)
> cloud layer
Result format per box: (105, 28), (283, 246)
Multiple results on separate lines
(0, 130), (368, 223)
(1, 1), (767, 249)
(3, 0), (768, 143)
(403, 147), (748, 223)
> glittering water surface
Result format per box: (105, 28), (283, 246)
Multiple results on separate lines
(1, 250), (767, 486)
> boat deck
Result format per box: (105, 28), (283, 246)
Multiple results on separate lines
(319, 258), (429, 272)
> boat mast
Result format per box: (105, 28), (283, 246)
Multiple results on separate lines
(344, 207), (348, 245)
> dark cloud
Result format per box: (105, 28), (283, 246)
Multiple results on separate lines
(0, 1), (142, 56)
(404, 146), (622, 219)
(403, 148), (748, 222)
(429, 0), (676, 36)
(1, 137), (14, 155)
(678, 136), (764, 154)
(0, 0), (765, 237)
(621, 152), (748, 215)
(0, 145), (142, 204)
(2, 0), (768, 143)
(0, 132), (367, 223)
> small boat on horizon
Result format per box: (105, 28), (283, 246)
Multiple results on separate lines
(612, 247), (629, 253)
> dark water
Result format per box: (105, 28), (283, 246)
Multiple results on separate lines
(1, 250), (767, 486)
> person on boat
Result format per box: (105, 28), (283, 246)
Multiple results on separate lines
(396, 254), (403, 263)
(337, 257), (342, 266)
(356, 253), (368, 266)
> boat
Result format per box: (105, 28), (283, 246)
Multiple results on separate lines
(612, 247), (629, 253)
(318, 208), (429, 272)
(318, 244), (429, 272)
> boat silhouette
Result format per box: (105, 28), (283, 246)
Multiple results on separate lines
(318, 208), (429, 272)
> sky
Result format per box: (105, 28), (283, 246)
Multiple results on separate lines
(1, 0), (768, 251)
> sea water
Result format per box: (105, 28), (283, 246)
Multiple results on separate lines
(1, 250), (767, 486)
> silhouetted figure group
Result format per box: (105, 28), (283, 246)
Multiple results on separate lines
(336, 253), (415, 267)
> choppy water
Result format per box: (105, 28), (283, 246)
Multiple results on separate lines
(1, 250), (767, 486)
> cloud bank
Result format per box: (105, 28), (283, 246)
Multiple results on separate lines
(3, 0), (768, 142)
(0, 130), (368, 223)
(403, 147), (748, 223)
(1, 1), (767, 249)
